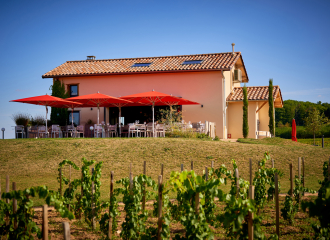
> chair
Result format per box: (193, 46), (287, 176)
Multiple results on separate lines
(192, 122), (201, 133)
(51, 125), (62, 138)
(156, 124), (165, 137)
(15, 125), (25, 138)
(146, 122), (155, 137)
(63, 125), (75, 137)
(94, 124), (103, 138)
(120, 125), (129, 137)
(38, 126), (47, 138)
(107, 124), (117, 137)
(27, 126), (38, 138)
(137, 124), (146, 137)
(76, 125), (84, 138)
(128, 123), (138, 137)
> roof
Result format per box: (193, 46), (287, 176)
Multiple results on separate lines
(226, 85), (283, 108)
(42, 52), (248, 80)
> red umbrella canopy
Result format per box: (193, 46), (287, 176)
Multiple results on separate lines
(10, 94), (82, 108)
(120, 90), (199, 106)
(67, 92), (132, 107)
(292, 119), (297, 142)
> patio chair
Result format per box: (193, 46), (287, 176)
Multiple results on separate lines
(155, 124), (165, 137)
(146, 122), (155, 137)
(94, 124), (103, 138)
(51, 125), (62, 138)
(128, 123), (138, 137)
(76, 125), (84, 138)
(63, 125), (75, 137)
(107, 124), (117, 137)
(38, 125), (47, 138)
(120, 125), (129, 137)
(15, 125), (25, 138)
(192, 122), (201, 133)
(137, 124), (146, 137)
(27, 126), (38, 138)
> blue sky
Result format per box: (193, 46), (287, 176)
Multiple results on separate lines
(1, 0), (329, 138)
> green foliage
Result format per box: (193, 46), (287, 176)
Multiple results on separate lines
(50, 79), (69, 126)
(269, 79), (275, 136)
(304, 107), (329, 145)
(11, 112), (30, 126)
(301, 161), (330, 239)
(116, 174), (157, 240)
(158, 106), (182, 125)
(281, 175), (315, 224)
(0, 186), (73, 239)
(243, 84), (249, 138)
(253, 152), (283, 212)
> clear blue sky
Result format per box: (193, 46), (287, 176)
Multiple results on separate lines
(1, 0), (329, 138)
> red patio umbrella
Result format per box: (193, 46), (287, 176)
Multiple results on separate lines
(292, 119), (297, 142)
(67, 92), (132, 125)
(120, 90), (199, 136)
(10, 94), (82, 137)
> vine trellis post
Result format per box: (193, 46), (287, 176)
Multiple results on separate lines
(42, 204), (48, 240)
(108, 171), (114, 240)
(157, 175), (163, 240)
(142, 161), (146, 211)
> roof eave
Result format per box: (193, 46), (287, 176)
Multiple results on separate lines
(42, 68), (232, 79)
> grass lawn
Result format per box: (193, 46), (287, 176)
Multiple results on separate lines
(0, 137), (329, 205)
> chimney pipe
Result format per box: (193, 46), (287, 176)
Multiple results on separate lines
(87, 56), (96, 60)
(231, 43), (235, 55)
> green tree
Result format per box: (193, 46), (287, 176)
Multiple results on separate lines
(304, 107), (328, 145)
(268, 79), (275, 136)
(243, 84), (249, 138)
(50, 80), (69, 126)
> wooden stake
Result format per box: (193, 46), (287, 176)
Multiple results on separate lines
(249, 158), (253, 185)
(298, 157), (301, 202)
(302, 157), (305, 196)
(275, 173), (280, 238)
(80, 170), (83, 220)
(0, 176), (1, 200)
(69, 165), (71, 184)
(6, 175), (9, 204)
(157, 175), (163, 240)
(108, 171), (114, 240)
(181, 164), (183, 172)
(43, 204), (48, 240)
(62, 222), (71, 240)
(235, 168), (240, 197)
(191, 161), (193, 170)
(92, 168), (95, 230)
(328, 157), (330, 181)
(205, 167), (208, 181)
(248, 185), (254, 240)
(13, 182), (17, 229)
(142, 161), (146, 211)
(161, 163), (164, 177)
(211, 161), (214, 168)
(272, 158), (275, 168)
(60, 167), (62, 197)
(195, 192), (200, 215)
(290, 163), (293, 198)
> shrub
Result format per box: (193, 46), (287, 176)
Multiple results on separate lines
(30, 115), (46, 126)
(11, 113), (30, 126)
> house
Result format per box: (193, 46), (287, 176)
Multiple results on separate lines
(42, 44), (283, 139)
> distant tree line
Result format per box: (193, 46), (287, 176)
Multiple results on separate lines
(275, 100), (330, 126)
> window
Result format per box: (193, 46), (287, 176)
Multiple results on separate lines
(131, 63), (152, 67)
(182, 60), (203, 65)
(70, 85), (78, 97)
(68, 111), (80, 126)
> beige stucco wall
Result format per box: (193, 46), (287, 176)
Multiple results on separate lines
(59, 71), (225, 137)
(227, 101), (260, 139)
(258, 102), (269, 132)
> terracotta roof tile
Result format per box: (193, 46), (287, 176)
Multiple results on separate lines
(226, 85), (282, 103)
(42, 52), (242, 78)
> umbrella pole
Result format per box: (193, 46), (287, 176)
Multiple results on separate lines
(152, 103), (155, 137)
(97, 103), (100, 125)
(45, 105), (48, 138)
(72, 108), (74, 137)
(119, 106), (121, 137)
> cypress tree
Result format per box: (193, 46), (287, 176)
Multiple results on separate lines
(50, 80), (68, 126)
(243, 84), (249, 138)
(268, 79), (275, 136)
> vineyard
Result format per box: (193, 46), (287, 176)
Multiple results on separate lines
(1, 152), (330, 240)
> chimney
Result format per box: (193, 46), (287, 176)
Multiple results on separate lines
(87, 56), (96, 60)
(231, 43), (235, 55)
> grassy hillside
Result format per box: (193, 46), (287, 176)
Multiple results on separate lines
(0, 137), (329, 205)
